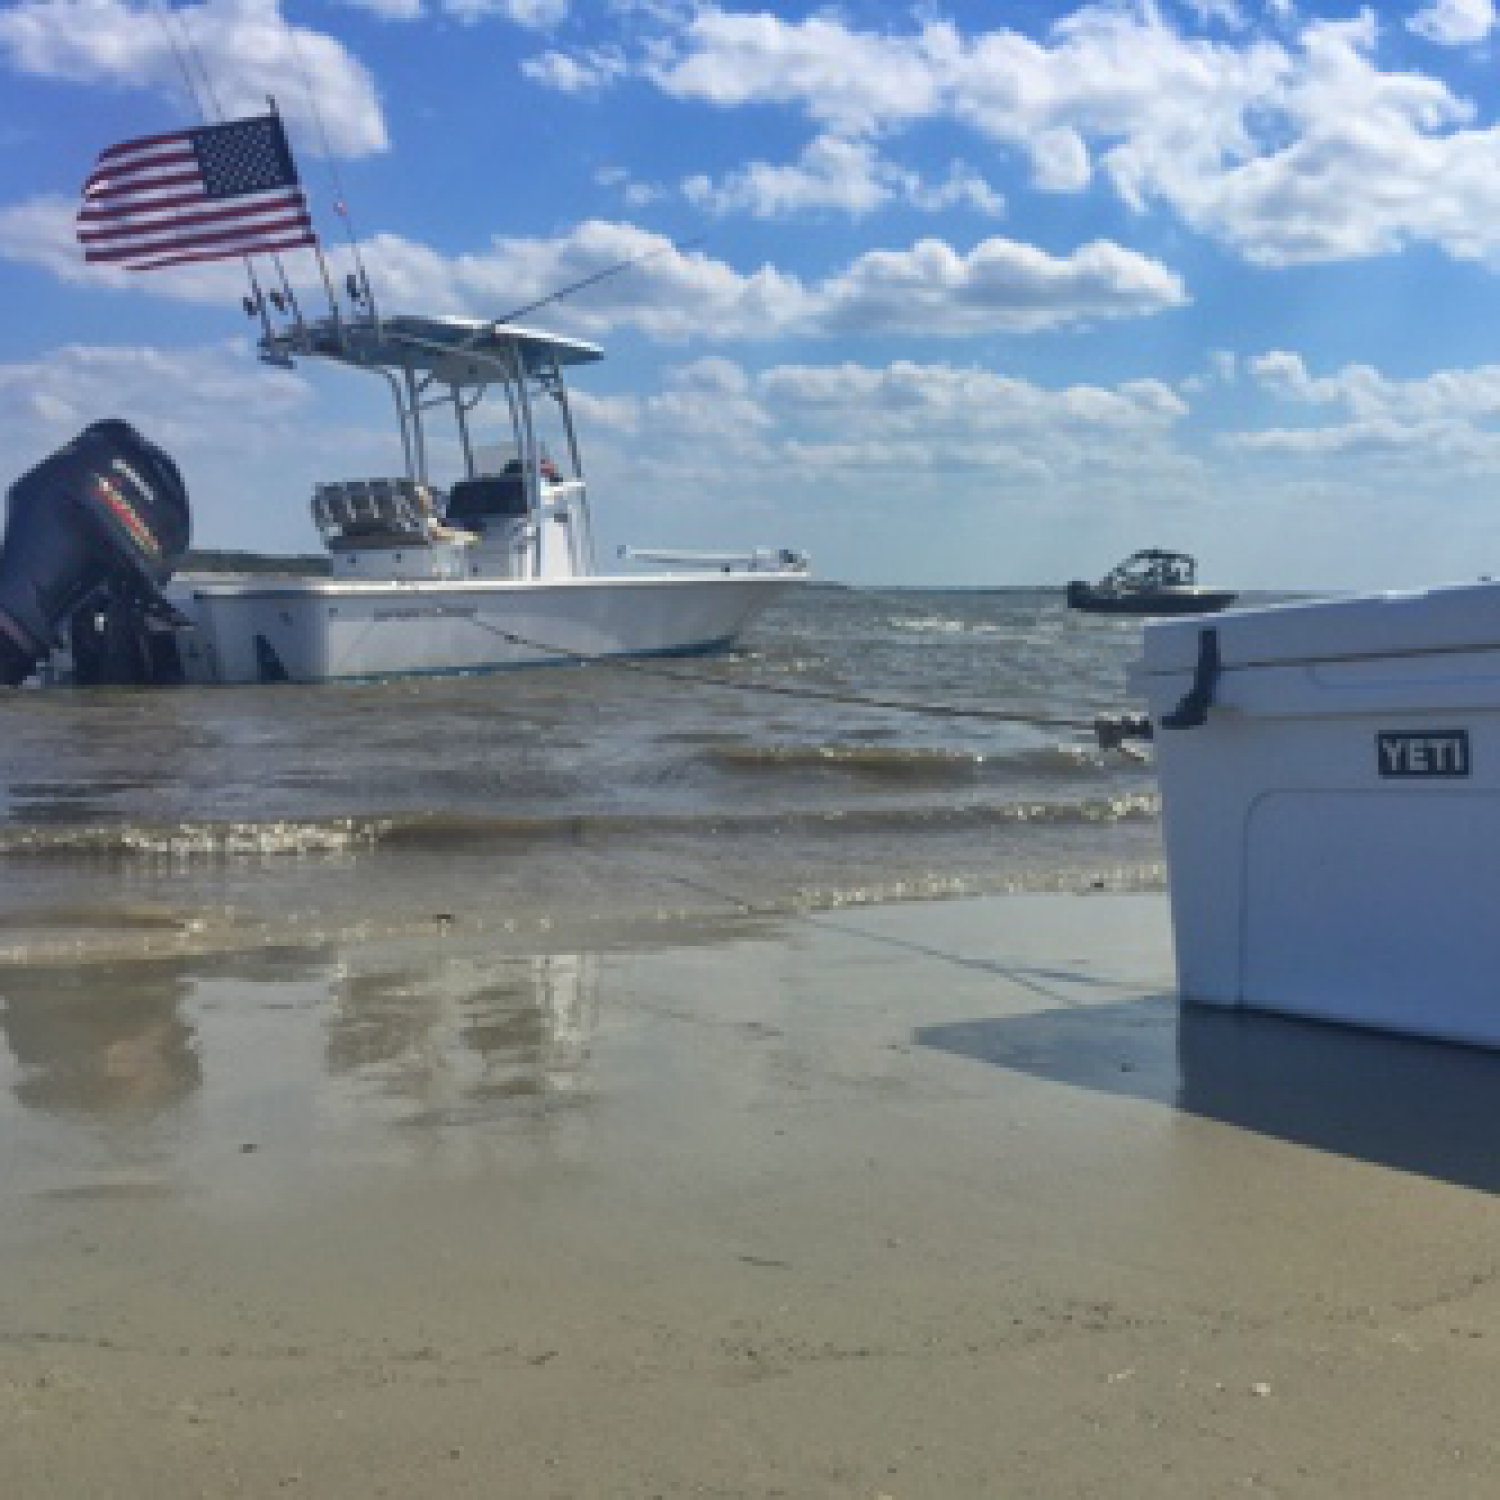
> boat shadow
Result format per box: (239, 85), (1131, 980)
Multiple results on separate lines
(916, 998), (1500, 1194)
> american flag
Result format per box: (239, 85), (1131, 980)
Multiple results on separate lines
(77, 114), (317, 272)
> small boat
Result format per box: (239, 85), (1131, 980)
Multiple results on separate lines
(1, 312), (809, 687)
(1066, 549), (1236, 617)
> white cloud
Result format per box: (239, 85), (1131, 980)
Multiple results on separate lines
(533, 5), (1500, 265)
(570, 354), (1199, 514)
(521, 45), (626, 92)
(908, 163), (1006, 216)
(333, 0), (569, 20)
(0, 339), (417, 554)
(1408, 0), (1495, 46)
(1246, 350), (1500, 421)
(0, 341), (327, 548)
(0, 0), (386, 157)
(644, 9), (956, 135)
(338, 0), (424, 20)
(367, 0), (568, 23)
(1178, 0), (1248, 26)
(494, 0), (569, 23)
(634, 4), (1291, 205)
(0, 204), (1181, 339)
(684, 135), (1003, 221)
(757, 360), (1186, 433)
(815, 236), (1187, 336)
(0, 340), (307, 441)
(1028, 128), (1091, 192)
(685, 136), (898, 220)
(1218, 350), (1500, 491)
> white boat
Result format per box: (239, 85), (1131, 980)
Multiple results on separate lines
(9, 311), (808, 688)
(179, 313), (808, 685)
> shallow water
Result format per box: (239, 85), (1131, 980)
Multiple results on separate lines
(0, 586), (1167, 959)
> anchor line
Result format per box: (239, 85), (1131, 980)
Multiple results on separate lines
(463, 616), (1151, 755)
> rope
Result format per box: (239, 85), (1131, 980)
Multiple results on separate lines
(465, 615), (1149, 750)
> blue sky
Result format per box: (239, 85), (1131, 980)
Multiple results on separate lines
(4, 0), (1500, 589)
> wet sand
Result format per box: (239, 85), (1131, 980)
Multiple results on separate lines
(5, 891), (1500, 1497)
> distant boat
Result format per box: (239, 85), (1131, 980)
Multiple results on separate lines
(1066, 549), (1237, 617)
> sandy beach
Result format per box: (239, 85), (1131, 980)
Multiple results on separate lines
(5, 889), (1500, 1497)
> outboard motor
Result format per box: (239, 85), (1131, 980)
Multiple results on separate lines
(0, 420), (190, 686)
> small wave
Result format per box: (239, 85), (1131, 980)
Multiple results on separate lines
(369, 797), (1163, 852)
(885, 615), (1013, 637)
(701, 741), (1114, 785)
(0, 794), (1159, 865)
(0, 817), (392, 859)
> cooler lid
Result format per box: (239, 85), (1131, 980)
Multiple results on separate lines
(1137, 578), (1500, 677)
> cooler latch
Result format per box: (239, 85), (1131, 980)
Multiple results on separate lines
(1160, 627), (1221, 730)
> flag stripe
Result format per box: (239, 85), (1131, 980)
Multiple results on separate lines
(75, 114), (318, 272)
(83, 168), (206, 205)
(83, 146), (198, 195)
(79, 192), (311, 244)
(95, 127), (197, 163)
(82, 208), (315, 255)
(128, 233), (323, 272)
(78, 186), (232, 223)
(82, 209), (315, 263)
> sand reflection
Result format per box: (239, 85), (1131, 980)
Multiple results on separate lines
(325, 951), (600, 1125)
(0, 962), (201, 1117)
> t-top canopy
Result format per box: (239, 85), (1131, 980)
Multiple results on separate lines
(273, 313), (605, 387)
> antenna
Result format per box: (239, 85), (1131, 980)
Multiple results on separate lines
(494, 236), (703, 326)
(284, 23), (381, 332)
(149, 2), (205, 118)
(169, 6), (225, 119)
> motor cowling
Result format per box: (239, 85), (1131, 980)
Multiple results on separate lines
(0, 420), (190, 686)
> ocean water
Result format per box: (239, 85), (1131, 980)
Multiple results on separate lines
(0, 586), (1167, 962)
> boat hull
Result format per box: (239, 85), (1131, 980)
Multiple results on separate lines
(164, 572), (803, 685)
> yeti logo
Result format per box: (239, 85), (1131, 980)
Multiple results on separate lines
(1376, 730), (1470, 779)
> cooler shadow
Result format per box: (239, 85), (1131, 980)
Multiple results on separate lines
(916, 998), (1500, 1194)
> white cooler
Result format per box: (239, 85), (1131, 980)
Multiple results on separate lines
(1131, 580), (1500, 1047)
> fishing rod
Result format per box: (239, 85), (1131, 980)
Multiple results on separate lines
(493, 236), (704, 326)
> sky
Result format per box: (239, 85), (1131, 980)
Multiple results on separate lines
(4, 0), (1500, 589)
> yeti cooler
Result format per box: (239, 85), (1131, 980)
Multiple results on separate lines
(1131, 580), (1500, 1047)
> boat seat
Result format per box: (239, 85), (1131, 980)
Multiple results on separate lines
(446, 473), (529, 524)
(313, 478), (448, 543)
